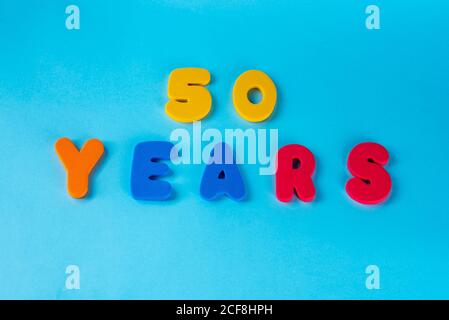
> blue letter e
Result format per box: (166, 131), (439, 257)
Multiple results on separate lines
(131, 141), (174, 201)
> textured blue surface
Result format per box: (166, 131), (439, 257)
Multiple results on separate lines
(1, 0), (449, 299)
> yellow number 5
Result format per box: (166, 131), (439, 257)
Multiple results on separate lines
(165, 68), (212, 123)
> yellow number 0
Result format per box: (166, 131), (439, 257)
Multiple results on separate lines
(233, 70), (277, 122)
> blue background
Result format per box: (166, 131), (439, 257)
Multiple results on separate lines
(1, 0), (449, 299)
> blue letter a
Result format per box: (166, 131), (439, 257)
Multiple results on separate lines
(200, 143), (246, 201)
